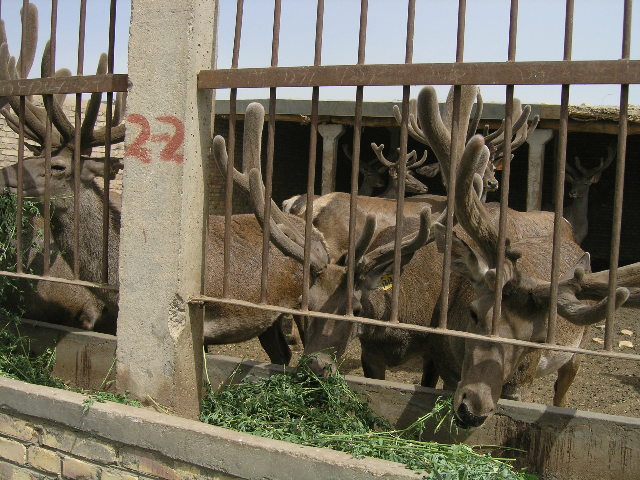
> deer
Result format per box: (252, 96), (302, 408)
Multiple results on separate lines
(562, 145), (615, 245)
(369, 142), (428, 198)
(0, 4), (123, 333)
(342, 144), (385, 196)
(411, 83), (633, 428)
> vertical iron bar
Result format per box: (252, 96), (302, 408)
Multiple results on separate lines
(101, 0), (117, 285)
(491, 0), (518, 336)
(345, 0), (368, 316)
(389, 0), (416, 323)
(604, 0), (632, 351)
(222, 0), (244, 298)
(438, 0), (466, 329)
(16, 0), (31, 275)
(42, 0), (59, 277)
(260, 0), (282, 304)
(547, 0), (574, 345)
(73, 0), (87, 280)
(301, 0), (325, 312)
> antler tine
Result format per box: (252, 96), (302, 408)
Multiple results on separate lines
(360, 206), (432, 276)
(0, 44), (48, 145)
(586, 144), (617, 178)
(79, 53), (108, 149)
(416, 85), (478, 189)
(393, 103), (429, 145)
(113, 91), (127, 127)
(249, 167), (328, 273)
(41, 40), (74, 147)
(466, 90), (484, 142)
(16, 3), (38, 79)
(371, 143), (396, 168)
(454, 134), (504, 267)
(407, 149), (428, 170)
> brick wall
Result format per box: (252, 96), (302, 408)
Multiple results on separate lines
(0, 411), (239, 480)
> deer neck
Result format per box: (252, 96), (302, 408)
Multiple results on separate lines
(50, 181), (121, 286)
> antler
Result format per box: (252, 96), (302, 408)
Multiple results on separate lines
(567, 144), (616, 181)
(212, 102), (313, 249)
(0, 4), (124, 155)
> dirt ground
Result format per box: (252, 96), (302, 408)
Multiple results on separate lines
(209, 307), (640, 419)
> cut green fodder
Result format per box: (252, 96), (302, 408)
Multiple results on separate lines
(200, 356), (537, 480)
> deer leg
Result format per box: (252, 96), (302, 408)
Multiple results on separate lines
(257, 315), (292, 366)
(553, 353), (583, 408)
(292, 314), (305, 347)
(420, 355), (439, 388)
(361, 347), (386, 380)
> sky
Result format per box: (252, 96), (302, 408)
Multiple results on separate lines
(1, 0), (638, 106)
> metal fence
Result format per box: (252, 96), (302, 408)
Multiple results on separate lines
(195, 0), (640, 368)
(0, 0), (126, 294)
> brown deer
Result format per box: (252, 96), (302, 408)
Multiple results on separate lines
(369, 143), (428, 198)
(563, 145), (615, 245)
(426, 131), (631, 428)
(342, 144), (385, 196)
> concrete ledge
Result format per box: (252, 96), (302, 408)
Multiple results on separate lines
(6, 321), (640, 479)
(0, 376), (418, 480)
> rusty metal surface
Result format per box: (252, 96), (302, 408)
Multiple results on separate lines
(0, 74), (128, 96)
(198, 60), (640, 90)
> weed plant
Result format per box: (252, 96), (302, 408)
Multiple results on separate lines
(201, 356), (537, 480)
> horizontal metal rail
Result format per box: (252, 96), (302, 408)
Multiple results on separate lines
(0, 73), (128, 96)
(190, 295), (640, 362)
(198, 60), (640, 90)
(0, 270), (119, 292)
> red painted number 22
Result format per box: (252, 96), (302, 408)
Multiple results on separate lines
(125, 114), (184, 164)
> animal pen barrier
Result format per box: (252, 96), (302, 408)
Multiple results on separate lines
(0, 0), (640, 478)
(197, 0), (640, 413)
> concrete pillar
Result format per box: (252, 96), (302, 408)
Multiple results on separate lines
(525, 129), (554, 211)
(117, 0), (217, 419)
(318, 123), (345, 195)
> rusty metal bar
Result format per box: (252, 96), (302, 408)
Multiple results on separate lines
(604, 0), (632, 350)
(15, 0), (30, 275)
(344, 0), (368, 316)
(100, 0), (117, 285)
(189, 294), (640, 363)
(438, 0), (466, 329)
(0, 270), (119, 292)
(259, 0), (282, 304)
(0, 74), (129, 95)
(547, 0), (574, 345)
(198, 60), (640, 90)
(42, 1), (59, 277)
(389, 0), (416, 324)
(73, 0), (88, 280)
(300, 0), (324, 312)
(490, 0), (518, 336)
(222, 0), (244, 298)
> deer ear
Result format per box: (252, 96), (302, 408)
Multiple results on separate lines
(362, 253), (415, 292)
(434, 222), (489, 285)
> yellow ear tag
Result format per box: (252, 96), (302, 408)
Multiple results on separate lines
(380, 274), (393, 290)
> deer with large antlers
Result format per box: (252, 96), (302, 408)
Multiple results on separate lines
(562, 145), (615, 245)
(423, 126), (633, 430)
(0, 4), (124, 332)
(369, 142), (428, 198)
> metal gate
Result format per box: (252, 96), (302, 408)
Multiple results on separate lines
(195, 0), (640, 412)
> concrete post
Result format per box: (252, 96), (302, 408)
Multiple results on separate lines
(525, 129), (554, 211)
(318, 123), (345, 195)
(117, 0), (217, 419)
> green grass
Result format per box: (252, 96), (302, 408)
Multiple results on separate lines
(201, 356), (537, 480)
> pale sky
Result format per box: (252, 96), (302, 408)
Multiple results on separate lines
(2, 0), (638, 106)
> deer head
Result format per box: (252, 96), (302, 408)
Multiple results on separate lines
(369, 142), (428, 198)
(433, 134), (629, 428)
(342, 144), (386, 196)
(565, 145), (615, 199)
